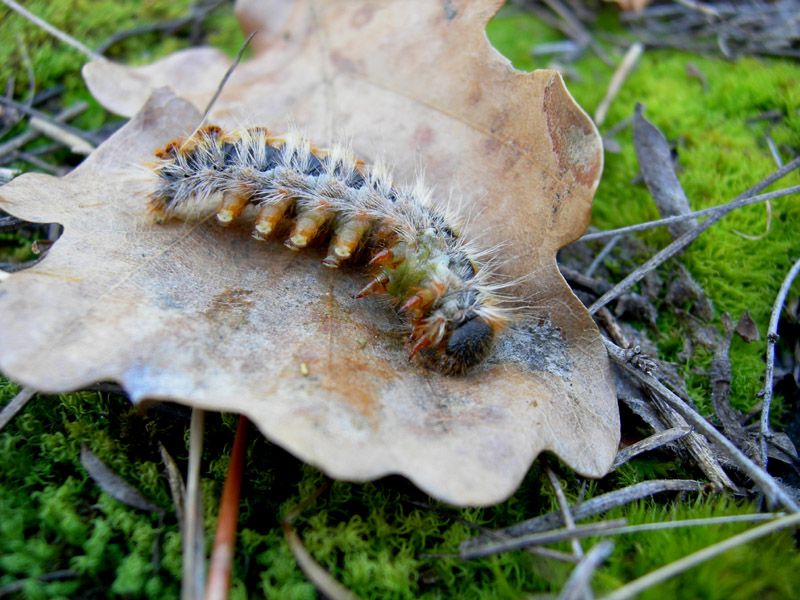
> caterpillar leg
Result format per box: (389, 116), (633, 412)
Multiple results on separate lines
(354, 273), (389, 298)
(252, 193), (293, 241)
(323, 216), (371, 268)
(216, 191), (251, 226)
(285, 205), (332, 251)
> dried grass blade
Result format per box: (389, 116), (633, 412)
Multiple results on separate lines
(282, 481), (360, 600)
(79, 444), (162, 512)
(612, 427), (692, 469)
(0, 385), (36, 431)
(597, 512), (786, 537)
(594, 42), (643, 127)
(159, 442), (186, 531)
(545, 462), (584, 559)
(282, 525), (361, 600)
(182, 408), (207, 600)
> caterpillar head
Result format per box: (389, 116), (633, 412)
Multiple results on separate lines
(410, 291), (506, 375)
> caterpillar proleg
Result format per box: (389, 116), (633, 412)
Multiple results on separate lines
(148, 125), (511, 375)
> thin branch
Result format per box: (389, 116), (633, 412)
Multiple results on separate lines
(604, 338), (800, 512)
(1, 0), (104, 62)
(578, 185), (800, 242)
(466, 513), (789, 562)
(95, 0), (227, 54)
(0, 569), (79, 598)
(759, 257), (800, 468)
(558, 541), (614, 600)
(461, 480), (702, 551)
(0, 96), (96, 148)
(648, 390), (738, 492)
(182, 30), (258, 150)
(541, 0), (614, 66)
(600, 512), (800, 600)
(460, 520), (628, 560)
(0, 34), (36, 137)
(12, 149), (70, 175)
(674, 0), (722, 19)
(406, 500), (579, 563)
(589, 157), (800, 314)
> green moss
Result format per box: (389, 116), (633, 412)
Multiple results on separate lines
(3, 384), (800, 597)
(0, 0), (241, 136)
(3, 3), (800, 599)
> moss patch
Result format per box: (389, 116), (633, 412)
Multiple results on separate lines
(2, 2), (800, 599)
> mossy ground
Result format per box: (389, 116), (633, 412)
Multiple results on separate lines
(2, 2), (800, 598)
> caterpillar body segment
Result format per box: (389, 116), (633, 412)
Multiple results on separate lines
(148, 125), (509, 374)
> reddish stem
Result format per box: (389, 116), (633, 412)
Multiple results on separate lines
(204, 415), (248, 600)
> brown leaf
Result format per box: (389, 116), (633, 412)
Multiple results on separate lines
(735, 309), (761, 342)
(0, 0), (618, 505)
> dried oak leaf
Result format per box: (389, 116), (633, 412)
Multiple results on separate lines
(0, 0), (618, 505)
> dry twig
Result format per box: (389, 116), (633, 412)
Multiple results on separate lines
(0, 96), (96, 152)
(579, 185), (800, 242)
(589, 157), (800, 314)
(461, 480), (702, 550)
(465, 513), (788, 562)
(600, 512), (800, 600)
(460, 519), (628, 560)
(759, 257), (800, 468)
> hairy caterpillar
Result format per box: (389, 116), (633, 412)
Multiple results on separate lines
(147, 125), (510, 375)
